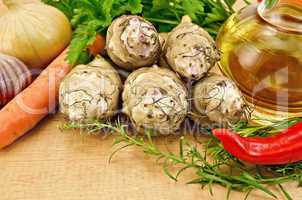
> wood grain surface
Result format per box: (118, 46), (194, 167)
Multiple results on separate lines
(1, 1), (302, 200)
(1, 114), (302, 200)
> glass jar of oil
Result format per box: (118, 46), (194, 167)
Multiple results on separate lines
(217, 0), (302, 121)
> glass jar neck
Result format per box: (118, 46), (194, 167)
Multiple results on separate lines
(258, 0), (302, 33)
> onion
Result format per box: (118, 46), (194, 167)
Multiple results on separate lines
(0, 0), (72, 69)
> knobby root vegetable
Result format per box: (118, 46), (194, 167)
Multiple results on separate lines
(59, 56), (122, 121)
(159, 33), (168, 52)
(123, 66), (188, 134)
(158, 33), (170, 68)
(0, 48), (71, 149)
(164, 16), (220, 81)
(191, 74), (250, 127)
(0, 54), (32, 106)
(106, 15), (161, 70)
(0, 0), (72, 69)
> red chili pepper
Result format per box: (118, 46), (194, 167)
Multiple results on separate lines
(212, 122), (302, 165)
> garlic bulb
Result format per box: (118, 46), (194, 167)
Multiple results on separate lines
(191, 74), (250, 127)
(123, 66), (188, 134)
(59, 56), (122, 122)
(0, 0), (72, 69)
(164, 16), (220, 81)
(0, 54), (32, 106)
(106, 15), (161, 70)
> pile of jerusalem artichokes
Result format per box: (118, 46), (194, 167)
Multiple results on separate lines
(59, 15), (250, 134)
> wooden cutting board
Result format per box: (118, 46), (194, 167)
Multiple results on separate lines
(1, 1), (302, 200)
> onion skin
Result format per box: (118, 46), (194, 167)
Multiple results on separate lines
(0, 0), (72, 69)
(0, 54), (32, 106)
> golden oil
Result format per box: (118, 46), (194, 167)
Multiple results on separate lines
(217, 2), (302, 120)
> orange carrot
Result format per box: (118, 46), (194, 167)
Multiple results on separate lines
(88, 34), (106, 56)
(0, 34), (106, 149)
(0, 49), (71, 149)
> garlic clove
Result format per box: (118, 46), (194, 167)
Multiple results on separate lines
(0, 66), (7, 106)
(0, 54), (32, 106)
(0, 62), (12, 104)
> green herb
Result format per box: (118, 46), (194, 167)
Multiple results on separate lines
(61, 117), (302, 200)
(141, 0), (234, 33)
(234, 117), (302, 137)
(43, 0), (239, 65)
(265, 0), (278, 9)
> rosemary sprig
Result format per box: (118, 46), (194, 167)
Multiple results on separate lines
(234, 117), (302, 137)
(60, 117), (302, 200)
